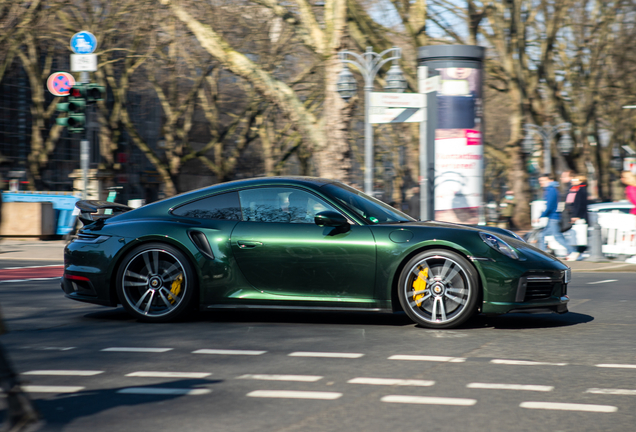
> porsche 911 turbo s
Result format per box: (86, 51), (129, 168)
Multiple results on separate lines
(62, 177), (570, 329)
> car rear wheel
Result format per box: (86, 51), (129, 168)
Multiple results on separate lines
(116, 243), (196, 322)
(398, 250), (479, 329)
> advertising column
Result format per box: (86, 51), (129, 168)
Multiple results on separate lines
(418, 46), (485, 224)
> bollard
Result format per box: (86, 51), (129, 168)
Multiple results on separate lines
(587, 212), (606, 261)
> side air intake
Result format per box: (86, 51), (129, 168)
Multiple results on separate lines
(188, 231), (214, 260)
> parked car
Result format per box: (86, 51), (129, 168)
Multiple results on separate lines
(62, 177), (570, 329)
(587, 201), (634, 215)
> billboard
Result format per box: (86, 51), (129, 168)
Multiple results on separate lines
(434, 67), (483, 224)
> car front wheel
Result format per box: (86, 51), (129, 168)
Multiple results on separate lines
(398, 250), (479, 329)
(116, 243), (196, 322)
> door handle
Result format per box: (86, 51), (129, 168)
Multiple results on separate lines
(237, 241), (263, 249)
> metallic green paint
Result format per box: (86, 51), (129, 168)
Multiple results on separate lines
(62, 176), (570, 327)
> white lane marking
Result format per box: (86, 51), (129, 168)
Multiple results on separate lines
(490, 359), (568, 366)
(596, 363), (636, 369)
(247, 390), (342, 400)
(23, 385), (84, 393)
(20, 346), (75, 351)
(382, 395), (476, 406)
(118, 388), (211, 395)
(389, 355), (466, 363)
(587, 280), (618, 285)
(348, 377), (435, 387)
(192, 349), (266, 356)
(23, 370), (103, 376)
(0, 278), (60, 283)
(237, 374), (322, 382)
(126, 371), (212, 378)
(102, 347), (173, 353)
(467, 383), (553, 392)
(288, 352), (364, 359)
(4, 265), (64, 270)
(587, 388), (636, 396)
(520, 401), (617, 413)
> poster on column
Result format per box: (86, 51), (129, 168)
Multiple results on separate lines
(434, 67), (483, 224)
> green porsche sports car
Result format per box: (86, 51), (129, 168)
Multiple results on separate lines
(62, 176), (570, 329)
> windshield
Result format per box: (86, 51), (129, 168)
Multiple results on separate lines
(321, 183), (415, 224)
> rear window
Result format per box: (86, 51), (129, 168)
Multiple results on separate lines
(172, 192), (241, 220)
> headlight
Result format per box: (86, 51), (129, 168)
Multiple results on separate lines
(479, 232), (519, 260)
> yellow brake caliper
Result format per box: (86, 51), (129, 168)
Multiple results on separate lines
(412, 267), (429, 307)
(168, 273), (183, 304)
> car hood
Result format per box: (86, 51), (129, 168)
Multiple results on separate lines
(382, 220), (560, 263)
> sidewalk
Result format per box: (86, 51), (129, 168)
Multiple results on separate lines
(0, 238), (66, 262)
(1, 238), (636, 272)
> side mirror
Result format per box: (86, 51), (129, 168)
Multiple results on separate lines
(314, 210), (348, 227)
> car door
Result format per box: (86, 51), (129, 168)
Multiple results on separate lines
(230, 187), (377, 299)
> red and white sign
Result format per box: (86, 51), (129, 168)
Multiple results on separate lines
(47, 72), (75, 96)
(466, 129), (481, 146)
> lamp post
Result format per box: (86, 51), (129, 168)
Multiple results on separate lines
(337, 47), (406, 195)
(522, 122), (573, 175)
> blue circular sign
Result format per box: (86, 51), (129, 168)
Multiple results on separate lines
(70, 31), (97, 54)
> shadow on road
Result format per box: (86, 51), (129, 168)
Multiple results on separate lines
(6, 379), (221, 432)
(463, 311), (594, 330)
(83, 308), (416, 327)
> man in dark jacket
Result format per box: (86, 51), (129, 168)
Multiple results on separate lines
(536, 173), (576, 260)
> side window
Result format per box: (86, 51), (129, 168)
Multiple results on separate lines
(172, 192), (241, 220)
(238, 188), (338, 223)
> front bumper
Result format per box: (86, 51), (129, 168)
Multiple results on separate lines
(481, 264), (570, 315)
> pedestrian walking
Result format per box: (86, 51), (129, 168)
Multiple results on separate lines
(500, 190), (515, 230)
(535, 173), (576, 260)
(562, 172), (588, 260)
(620, 171), (636, 264)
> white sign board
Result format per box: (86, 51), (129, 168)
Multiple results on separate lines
(370, 107), (424, 124)
(370, 92), (424, 108)
(422, 76), (441, 93)
(71, 54), (98, 72)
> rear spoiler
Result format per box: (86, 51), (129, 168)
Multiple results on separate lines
(76, 200), (132, 226)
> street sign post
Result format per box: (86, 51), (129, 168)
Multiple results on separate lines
(369, 92), (425, 124)
(70, 31), (97, 54)
(47, 72), (76, 97)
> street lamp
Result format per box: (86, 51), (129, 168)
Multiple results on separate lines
(337, 46), (406, 195)
(523, 122), (572, 175)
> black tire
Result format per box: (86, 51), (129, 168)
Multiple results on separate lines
(116, 242), (196, 322)
(397, 249), (479, 329)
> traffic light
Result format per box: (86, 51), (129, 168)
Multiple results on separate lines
(85, 83), (105, 103)
(56, 84), (86, 133)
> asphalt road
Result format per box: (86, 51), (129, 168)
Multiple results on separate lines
(0, 260), (634, 432)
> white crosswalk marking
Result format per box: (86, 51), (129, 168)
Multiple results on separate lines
(586, 388), (636, 396)
(520, 402), (617, 413)
(126, 372), (211, 378)
(23, 385), (85, 393)
(388, 355), (466, 363)
(102, 347), (173, 353)
(467, 383), (553, 392)
(348, 377), (435, 387)
(596, 363), (636, 369)
(247, 390), (342, 400)
(382, 395), (476, 406)
(288, 352), (364, 359)
(192, 349), (266, 356)
(23, 370), (103, 376)
(490, 359), (568, 366)
(118, 388), (211, 395)
(237, 374), (322, 382)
